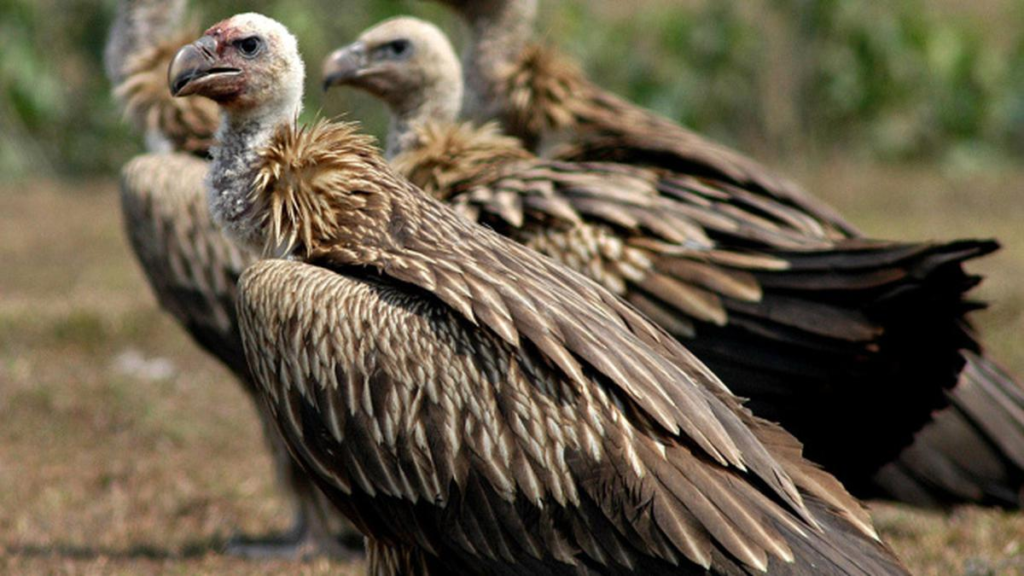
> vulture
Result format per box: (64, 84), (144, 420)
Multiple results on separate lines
(419, 0), (851, 235)
(168, 13), (913, 575)
(321, 17), (997, 495)
(105, 0), (358, 557)
(106, 0), (218, 154)
(420, 0), (1024, 508)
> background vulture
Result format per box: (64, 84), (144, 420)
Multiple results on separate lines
(321, 16), (999, 497)
(421, 0), (1024, 507)
(105, 0), (358, 558)
(168, 12), (914, 574)
(106, 0), (218, 154)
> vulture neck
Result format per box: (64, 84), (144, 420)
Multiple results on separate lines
(461, 0), (537, 122)
(385, 79), (463, 159)
(105, 0), (187, 84)
(209, 98), (302, 253)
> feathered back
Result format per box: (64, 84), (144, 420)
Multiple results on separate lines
(245, 117), (896, 534)
(392, 121), (531, 200)
(119, 151), (252, 376)
(113, 29), (220, 155)
(235, 116), (915, 573)
(388, 119), (842, 253)
(504, 44), (583, 148)
(497, 44), (858, 237)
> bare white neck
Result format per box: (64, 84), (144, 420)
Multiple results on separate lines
(384, 79), (463, 159)
(461, 0), (537, 122)
(208, 98), (302, 252)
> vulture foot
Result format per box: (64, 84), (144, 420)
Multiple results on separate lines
(224, 510), (364, 560)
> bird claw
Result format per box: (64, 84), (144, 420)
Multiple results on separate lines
(224, 528), (363, 561)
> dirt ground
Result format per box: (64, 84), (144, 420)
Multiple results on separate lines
(0, 161), (1022, 574)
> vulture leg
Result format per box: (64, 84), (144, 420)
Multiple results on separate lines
(227, 405), (363, 559)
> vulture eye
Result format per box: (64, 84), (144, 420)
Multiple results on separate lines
(235, 36), (264, 58)
(384, 39), (411, 58)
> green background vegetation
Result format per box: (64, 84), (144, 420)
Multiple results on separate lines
(1, 0), (1022, 178)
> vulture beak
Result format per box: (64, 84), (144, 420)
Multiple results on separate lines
(322, 42), (368, 92)
(169, 35), (242, 98)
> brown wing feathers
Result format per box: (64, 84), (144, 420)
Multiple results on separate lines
(240, 258), (904, 574)
(499, 34), (1024, 507)
(239, 119), (909, 573)
(503, 44), (858, 238)
(393, 120), (995, 492)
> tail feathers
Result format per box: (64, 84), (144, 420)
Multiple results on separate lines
(703, 489), (908, 575)
(957, 352), (1024, 467)
(764, 495), (909, 576)
(683, 240), (993, 490)
(756, 239), (995, 273)
(872, 352), (1024, 508)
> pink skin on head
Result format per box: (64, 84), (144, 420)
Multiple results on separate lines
(203, 21), (236, 53)
(171, 12), (305, 116)
(169, 19), (251, 104)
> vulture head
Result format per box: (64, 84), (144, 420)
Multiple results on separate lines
(169, 13), (309, 254)
(168, 12), (304, 119)
(322, 16), (461, 118)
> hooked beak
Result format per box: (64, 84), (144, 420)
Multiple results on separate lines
(168, 35), (243, 99)
(321, 42), (368, 92)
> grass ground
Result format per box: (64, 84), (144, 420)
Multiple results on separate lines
(0, 161), (1021, 574)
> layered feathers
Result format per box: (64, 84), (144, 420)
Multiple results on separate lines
(489, 41), (1024, 505)
(391, 120), (994, 486)
(494, 44), (856, 238)
(237, 118), (909, 574)
(420, 2), (1024, 506)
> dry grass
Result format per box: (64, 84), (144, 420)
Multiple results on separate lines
(0, 162), (1022, 574)
(0, 182), (364, 574)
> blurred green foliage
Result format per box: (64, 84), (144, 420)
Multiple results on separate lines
(0, 0), (1021, 179)
(773, 1), (1012, 158)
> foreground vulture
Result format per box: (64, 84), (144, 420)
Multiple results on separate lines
(168, 13), (913, 574)
(422, 0), (1024, 507)
(321, 17), (997, 495)
(105, 0), (357, 557)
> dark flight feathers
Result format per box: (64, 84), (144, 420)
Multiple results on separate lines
(393, 121), (996, 489)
